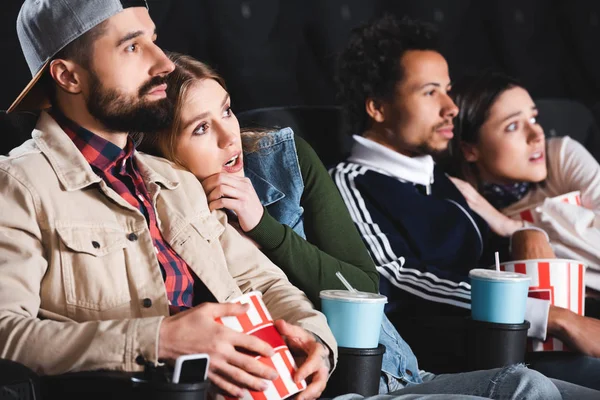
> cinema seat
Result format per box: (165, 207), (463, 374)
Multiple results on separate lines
(237, 105), (350, 167)
(559, 0), (600, 104)
(0, 359), (40, 400)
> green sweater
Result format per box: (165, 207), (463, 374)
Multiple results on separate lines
(245, 135), (379, 308)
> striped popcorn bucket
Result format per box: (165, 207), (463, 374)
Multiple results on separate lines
(507, 191), (581, 224)
(500, 259), (586, 352)
(215, 291), (307, 400)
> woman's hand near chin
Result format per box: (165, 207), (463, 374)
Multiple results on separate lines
(449, 176), (523, 237)
(202, 173), (265, 232)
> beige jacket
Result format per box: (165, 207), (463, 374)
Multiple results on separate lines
(0, 112), (336, 375)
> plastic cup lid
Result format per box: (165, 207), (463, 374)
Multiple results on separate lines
(469, 269), (531, 282)
(319, 290), (387, 303)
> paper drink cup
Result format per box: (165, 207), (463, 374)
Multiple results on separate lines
(507, 191), (582, 224)
(319, 290), (387, 349)
(500, 259), (586, 352)
(215, 291), (306, 400)
(469, 269), (531, 324)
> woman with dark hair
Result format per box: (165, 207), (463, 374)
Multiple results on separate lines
(447, 70), (600, 290)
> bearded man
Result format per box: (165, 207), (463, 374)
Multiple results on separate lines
(0, 2), (334, 399)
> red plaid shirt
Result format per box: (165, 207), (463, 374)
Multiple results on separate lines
(52, 111), (195, 312)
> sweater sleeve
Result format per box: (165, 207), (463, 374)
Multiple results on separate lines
(330, 163), (550, 339)
(537, 137), (600, 266)
(330, 163), (476, 316)
(552, 136), (600, 207)
(245, 135), (379, 308)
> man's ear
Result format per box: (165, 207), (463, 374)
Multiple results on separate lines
(48, 59), (83, 95)
(461, 141), (479, 162)
(365, 97), (386, 123)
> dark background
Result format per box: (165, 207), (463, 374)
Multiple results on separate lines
(1, 0), (599, 116)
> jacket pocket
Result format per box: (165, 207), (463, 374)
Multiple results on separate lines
(56, 222), (132, 312)
(189, 214), (225, 243)
(164, 214), (225, 265)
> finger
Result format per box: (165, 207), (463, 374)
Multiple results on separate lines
(231, 330), (276, 358)
(200, 174), (223, 192)
(208, 302), (250, 319)
(275, 320), (311, 353)
(297, 368), (328, 400)
(206, 184), (245, 203)
(208, 369), (246, 398)
(275, 320), (311, 343)
(449, 177), (465, 188)
(213, 359), (272, 392)
(228, 351), (279, 380)
(202, 173), (247, 191)
(294, 348), (322, 383)
(207, 197), (241, 213)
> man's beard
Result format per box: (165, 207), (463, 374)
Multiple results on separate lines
(413, 121), (453, 157)
(414, 140), (447, 157)
(86, 71), (174, 135)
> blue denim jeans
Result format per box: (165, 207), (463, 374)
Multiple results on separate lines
(362, 364), (600, 399)
(527, 352), (600, 390)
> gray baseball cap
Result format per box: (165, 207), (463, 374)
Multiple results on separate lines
(9, 0), (149, 113)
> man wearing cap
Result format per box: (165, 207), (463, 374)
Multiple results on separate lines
(0, 2), (334, 399)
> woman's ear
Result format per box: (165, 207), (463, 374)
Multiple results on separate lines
(48, 59), (83, 95)
(365, 97), (385, 123)
(461, 141), (480, 163)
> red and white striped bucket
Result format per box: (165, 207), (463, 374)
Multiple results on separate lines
(500, 259), (586, 352)
(215, 291), (307, 400)
(507, 191), (581, 224)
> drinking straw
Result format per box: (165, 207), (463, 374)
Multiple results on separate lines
(495, 251), (500, 272)
(336, 271), (358, 293)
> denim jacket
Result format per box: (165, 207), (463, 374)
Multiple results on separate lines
(243, 128), (305, 237)
(244, 128), (423, 391)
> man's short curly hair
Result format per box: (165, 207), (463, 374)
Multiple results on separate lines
(335, 15), (440, 136)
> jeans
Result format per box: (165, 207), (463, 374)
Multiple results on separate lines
(361, 364), (600, 399)
(527, 351), (600, 390)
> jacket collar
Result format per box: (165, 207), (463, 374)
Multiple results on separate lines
(134, 154), (180, 191)
(348, 135), (435, 186)
(245, 167), (284, 206)
(33, 111), (179, 191)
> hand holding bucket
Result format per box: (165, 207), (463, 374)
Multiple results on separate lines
(500, 258), (587, 352)
(215, 292), (307, 400)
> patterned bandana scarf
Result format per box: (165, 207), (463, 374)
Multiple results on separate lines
(482, 181), (532, 210)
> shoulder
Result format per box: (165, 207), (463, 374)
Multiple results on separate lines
(547, 135), (587, 160)
(0, 138), (50, 187)
(547, 135), (567, 156)
(136, 152), (203, 187)
(330, 161), (394, 191)
(1, 135), (43, 163)
(546, 135), (594, 176)
(136, 151), (178, 168)
(244, 128), (301, 173)
(330, 160), (381, 178)
(244, 128), (297, 164)
(250, 127), (295, 152)
(293, 134), (321, 173)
